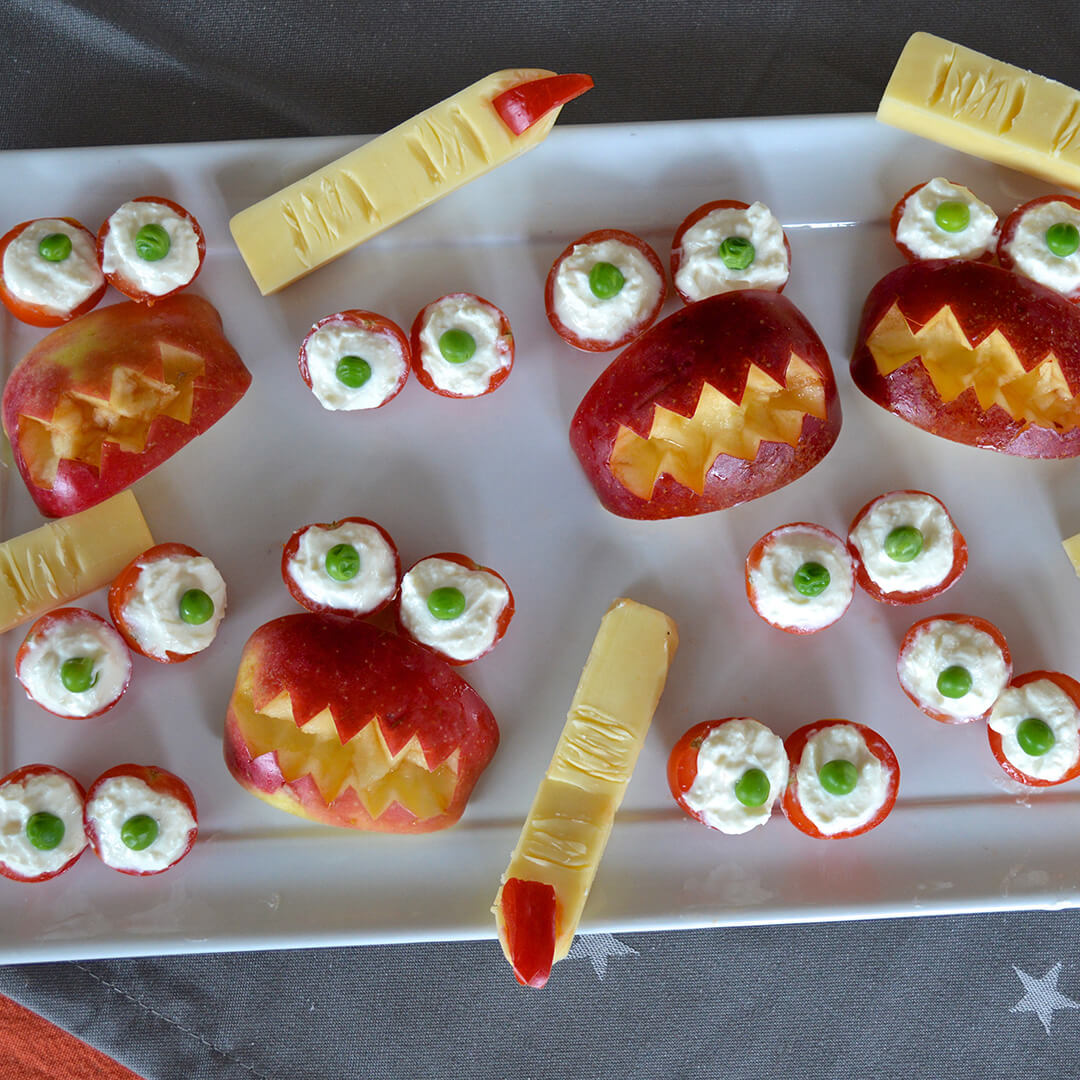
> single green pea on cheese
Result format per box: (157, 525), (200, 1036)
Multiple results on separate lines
(229, 69), (566, 295)
(877, 32), (1080, 192)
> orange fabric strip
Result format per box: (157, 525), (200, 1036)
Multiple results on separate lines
(0, 993), (140, 1080)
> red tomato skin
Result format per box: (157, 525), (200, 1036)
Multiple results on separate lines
(670, 199), (792, 305)
(896, 613), (1012, 724)
(986, 670), (1080, 786)
(298, 310), (411, 408)
(889, 180), (999, 264)
(0, 764), (88, 883)
(491, 73), (593, 135)
(395, 552), (514, 665)
(15, 608), (132, 719)
(781, 720), (900, 840)
(83, 763), (198, 876)
(544, 229), (667, 352)
(0, 218), (107, 327)
(409, 293), (514, 398)
(108, 542), (212, 663)
(96, 197), (205, 304)
(996, 195), (1080, 302)
(281, 517), (401, 618)
(846, 490), (968, 605)
(668, 717), (768, 826)
(745, 522), (853, 635)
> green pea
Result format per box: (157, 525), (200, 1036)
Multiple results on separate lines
(37, 232), (72, 262)
(60, 656), (98, 694)
(734, 767), (770, 808)
(1016, 717), (1056, 756)
(335, 355), (372, 388)
(438, 328), (476, 364)
(25, 812), (64, 851)
(937, 664), (972, 699)
(134, 223), (171, 261)
(819, 759), (858, 796)
(427, 586), (466, 620)
(325, 543), (360, 582)
(717, 236), (755, 270)
(179, 588), (214, 625)
(1045, 222), (1080, 258)
(885, 525), (923, 563)
(121, 814), (158, 851)
(792, 561), (830, 597)
(934, 201), (970, 233)
(588, 261), (625, 299)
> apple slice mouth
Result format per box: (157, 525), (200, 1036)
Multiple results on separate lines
(17, 344), (205, 489)
(233, 690), (461, 821)
(867, 302), (1080, 431)
(608, 352), (827, 499)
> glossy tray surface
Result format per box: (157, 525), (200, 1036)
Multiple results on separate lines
(1, 114), (1077, 962)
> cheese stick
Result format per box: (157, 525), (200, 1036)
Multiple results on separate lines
(230, 69), (592, 295)
(877, 32), (1080, 192)
(0, 490), (153, 635)
(492, 597), (678, 987)
(1062, 532), (1080, 577)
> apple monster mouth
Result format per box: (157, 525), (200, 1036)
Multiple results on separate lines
(609, 353), (828, 498)
(17, 344), (205, 488)
(866, 302), (1080, 431)
(232, 690), (462, 821)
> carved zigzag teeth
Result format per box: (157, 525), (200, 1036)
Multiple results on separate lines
(609, 353), (826, 498)
(868, 302), (1080, 429)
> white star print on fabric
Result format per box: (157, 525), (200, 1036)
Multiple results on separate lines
(565, 934), (639, 979)
(1011, 963), (1080, 1034)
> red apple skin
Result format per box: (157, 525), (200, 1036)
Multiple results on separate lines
(223, 613), (500, 833)
(569, 290), (841, 520)
(850, 259), (1080, 457)
(2, 293), (253, 518)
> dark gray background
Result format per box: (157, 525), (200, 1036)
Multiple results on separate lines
(3, 3), (1080, 1078)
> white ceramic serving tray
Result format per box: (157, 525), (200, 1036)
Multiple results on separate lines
(2, 114), (1079, 964)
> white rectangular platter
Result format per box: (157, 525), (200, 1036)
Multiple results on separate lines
(2, 113), (1080, 964)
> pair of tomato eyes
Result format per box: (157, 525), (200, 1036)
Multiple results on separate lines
(896, 182), (1080, 272)
(317, 543), (467, 621)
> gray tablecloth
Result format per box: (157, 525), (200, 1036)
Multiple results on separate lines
(3, 3), (1080, 1078)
